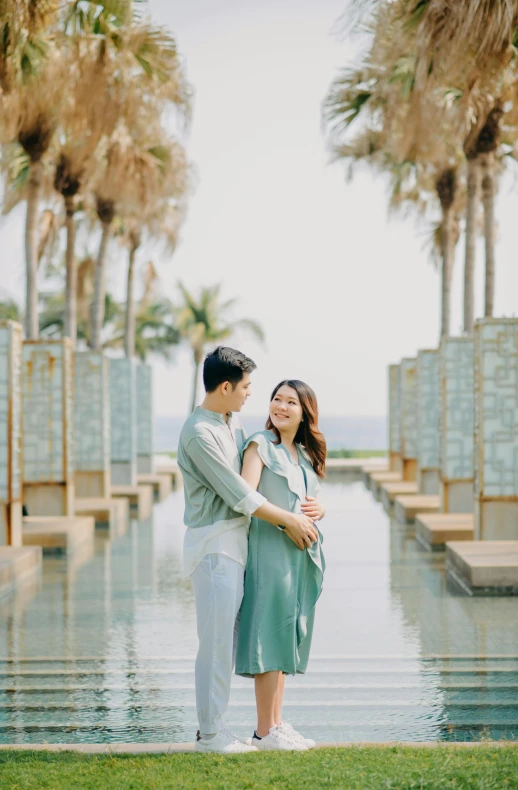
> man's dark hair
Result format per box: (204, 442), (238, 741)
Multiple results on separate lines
(203, 346), (257, 392)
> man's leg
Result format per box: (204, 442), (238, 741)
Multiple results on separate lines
(191, 553), (244, 736)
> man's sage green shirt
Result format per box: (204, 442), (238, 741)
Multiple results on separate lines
(178, 407), (266, 575)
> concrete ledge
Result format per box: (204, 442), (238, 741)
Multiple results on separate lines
(380, 482), (418, 511)
(75, 497), (129, 533)
(368, 471), (402, 497)
(137, 473), (172, 502)
(153, 459), (183, 490)
(361, 462), (389, 485)
(416, 513), (474, 550)
(0, 546), (42, 598)
(394, 495), (440, 525)
(22, 517), (95, 554)
(0, 741), (516, 753)
(446, 540), (518, 595)
(111, 484), (153, 520)
(324, 458), (388, 480)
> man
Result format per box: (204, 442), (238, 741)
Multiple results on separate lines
(178, 346), (318, 753)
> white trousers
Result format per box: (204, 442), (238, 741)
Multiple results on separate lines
(191, 553), (245, 735)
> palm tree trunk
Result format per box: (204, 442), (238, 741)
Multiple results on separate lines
(24, 161), (43, 339)
(64, 197), (77, 346)
(190, 356), (200, 413)
(90, 221), (111, 351)
(440, 204), (453, 338)
(480, 151), (496, 317)
(463, 157), (480, 333)
(124, 244), (137, 358)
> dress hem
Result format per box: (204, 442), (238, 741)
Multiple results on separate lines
(235, 667), (306, 679)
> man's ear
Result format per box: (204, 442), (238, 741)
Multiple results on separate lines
(221, 381), (232, 396)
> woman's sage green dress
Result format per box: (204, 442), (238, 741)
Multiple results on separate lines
(235, 430), (325, 677)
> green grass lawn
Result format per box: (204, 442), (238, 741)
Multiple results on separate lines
(2, 747), (518, 790)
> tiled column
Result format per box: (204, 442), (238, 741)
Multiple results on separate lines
(416, 349), (440, 495)
(0, 322), (22, 545)
(109, 358), (137, 486)
(74, 352), (110, 498)
(388, 364), (402, 473)
(136, 363), (153, 474)
(439, 337), (474, 513)
(22, 339), (74, 516)
(474, 319), (518, 539)
(399, 358), (418, 482)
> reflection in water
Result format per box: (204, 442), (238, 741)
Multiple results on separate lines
(389, 512), (518, 740)
(0, 479), (517, 743)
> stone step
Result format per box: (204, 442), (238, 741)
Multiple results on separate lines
(0, 547), (42, 598)
(416, 513), (474, 550)
(22, 517), (95, 554)
(111, 484), (153, 520)
(446, 541), (518, 595)
(74, 497), (129, 533)
(380, 481), (418, 510)
(136, 474), (172, 502)
(153, 459), (183, 490)
(394, 495), (441, 525)
(368, 471), (402, 496)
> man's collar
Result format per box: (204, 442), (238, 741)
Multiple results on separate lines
(195, 406), (233, 425)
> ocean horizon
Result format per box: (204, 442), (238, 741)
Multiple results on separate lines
(154, 414), (387, 452)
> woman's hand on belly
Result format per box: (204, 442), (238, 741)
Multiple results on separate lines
(301, 496), (325, 521)
(284, 513), (319, 550)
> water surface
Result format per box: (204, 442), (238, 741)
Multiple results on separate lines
(1, 477), (517, 744)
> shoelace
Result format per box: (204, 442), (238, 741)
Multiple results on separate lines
(219, 723), (245, 746)
(270, 725), (298, 744)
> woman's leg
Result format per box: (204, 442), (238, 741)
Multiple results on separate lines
(274, 673), (286, 725)
(255, 671), (281, 736)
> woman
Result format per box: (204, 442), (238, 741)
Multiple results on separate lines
(235, 379), (326, 751)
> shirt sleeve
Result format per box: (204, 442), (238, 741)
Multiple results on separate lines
(186, 431), (266, 517)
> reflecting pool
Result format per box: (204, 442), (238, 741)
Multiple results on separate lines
(1, 477), (518, 744)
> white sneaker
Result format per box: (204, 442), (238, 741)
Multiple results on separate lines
(195, 725), (258, 754)
(252, 724), (308, 751)
(278, 721), (316, 748)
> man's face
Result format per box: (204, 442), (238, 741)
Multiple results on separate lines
(224, 372), (252, 412)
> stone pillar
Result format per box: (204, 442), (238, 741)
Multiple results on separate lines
(136, 363), (153, 474)
(416, 349), (440, 495)
(474, 318), (518, 539)
(399, 358), (418, 482)
(0, 322), (22, 545)
(109, 358), (137, 486)
(439, 337), (474, 513)
(74, 352), (111, 498)
(22, 339), (74, 516)
(388, 364), (402, 473)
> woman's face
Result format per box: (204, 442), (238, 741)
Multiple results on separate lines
(269, 385), (304, 433)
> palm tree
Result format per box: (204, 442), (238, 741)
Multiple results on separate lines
(351, 1), (516, 329)
(0, 0), (62, 338)
(119, 141), (189, 359)
(175, 283), (265, 413)
(322, 28), (463, 339)
(89, 131), (180, 351)
(326, 1), (518, 335)
(55, 1), (191, 348)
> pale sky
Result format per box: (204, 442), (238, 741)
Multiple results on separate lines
(2, 0), (518, 417)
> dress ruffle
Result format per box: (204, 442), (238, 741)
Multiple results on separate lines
(244, 431), (306, 500)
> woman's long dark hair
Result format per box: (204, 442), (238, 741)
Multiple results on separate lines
(265, 380), (326, 478)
